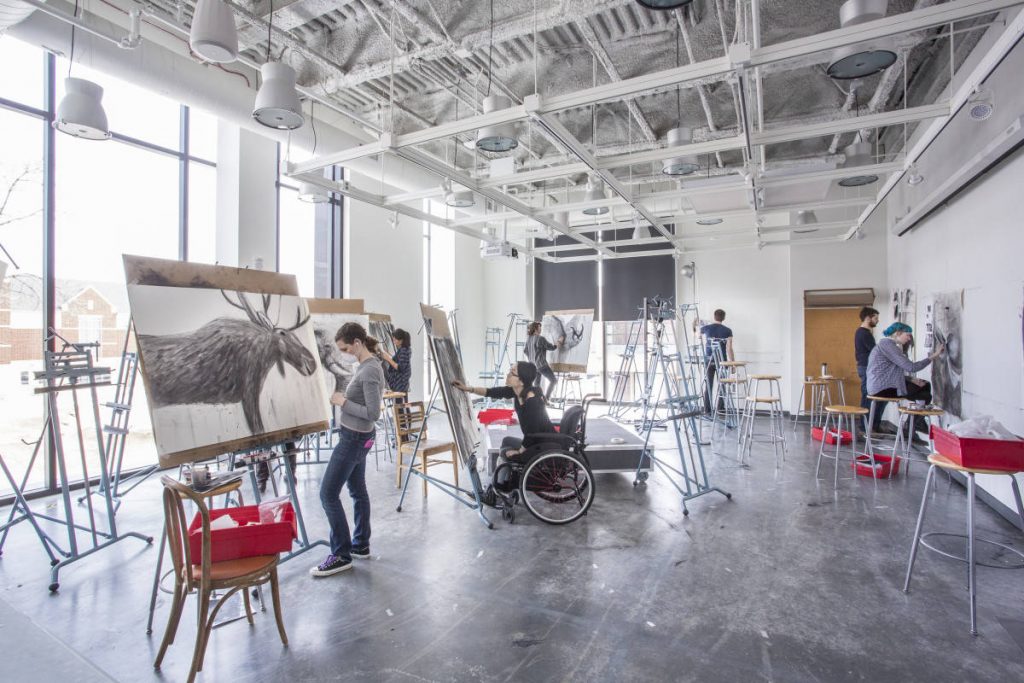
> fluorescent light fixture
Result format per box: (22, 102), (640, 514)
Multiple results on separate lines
(253, 62), (304, 130)
(297, 181), (329, 203)
(662, 127), (700, 176)
(582, 179), (609, 216)
(189, 0), (239, 63)
(476, 94), (518, 153)
(53, 78), (111, 140)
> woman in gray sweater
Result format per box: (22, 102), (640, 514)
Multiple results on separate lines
(311, 322), (385, 578)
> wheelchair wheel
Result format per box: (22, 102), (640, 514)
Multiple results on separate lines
(519, 451), (594, 525)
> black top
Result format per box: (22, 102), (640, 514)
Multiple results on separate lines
(383, 346), (412, 393)
(701, 322), (733, 358)
(854, 327), (876, 368)
(485, 386), (555, 446)
(524, 335), (557, 370)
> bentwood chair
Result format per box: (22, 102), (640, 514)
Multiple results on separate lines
(154, 476), (288, 683)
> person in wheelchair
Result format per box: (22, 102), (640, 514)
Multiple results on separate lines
(452, 361), (564, 507)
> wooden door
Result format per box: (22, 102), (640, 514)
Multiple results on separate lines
(803, 307), (863, 408)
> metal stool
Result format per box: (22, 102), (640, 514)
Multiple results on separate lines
(814, 405), (871, 489)
(904, 454), (1024, 635)
(820, 375), (847, 405)
(865, 394), (903, 456)
(737, 375), (786, 467)
(792, 378), (829, 433)
(712, 376), (746, 436)
(893, 406), (944, 476)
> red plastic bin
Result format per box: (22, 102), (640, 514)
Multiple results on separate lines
(478, 408), (516, 425)
(931, 426), (1024, 471)
(853, 453), (901, 478)
(188, 504), (297, 563)
(812, 426), (852, 445)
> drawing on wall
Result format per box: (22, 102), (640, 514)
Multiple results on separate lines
(928, 290), (964, 417)
(128, 285), (329, 465)
(541, 309), (594, 373)
(421, 304), (478, 466)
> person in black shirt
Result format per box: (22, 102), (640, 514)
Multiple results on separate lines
(697, 309), (734, 413)
(854, 306), (884, 432)
(452, 361), (556, 505)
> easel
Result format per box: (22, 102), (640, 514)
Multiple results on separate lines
(0, 332), (152, 592)
(608, 307), (646, 420)
(397, 307), (492, 528)
(632, 303), (731, 515)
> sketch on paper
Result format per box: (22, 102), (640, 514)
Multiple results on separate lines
(129, 285), (329, 460)
(369, 317), (397, 356)
(431, 336), (479, 466)
(542, 309), (595, 373)
(929, 291), (963, 417)
(310, 311), (369, 424)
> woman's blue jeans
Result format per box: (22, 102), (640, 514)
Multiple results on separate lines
(320, 426), (374, 559)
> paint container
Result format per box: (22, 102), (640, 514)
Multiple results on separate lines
(820, 363), (828, 377)
(191, 465), (211, 488)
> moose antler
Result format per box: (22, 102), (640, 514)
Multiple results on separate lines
(221, 290), (273, 328)
(285, 307), (310, 331)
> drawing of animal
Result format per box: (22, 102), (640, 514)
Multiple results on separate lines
(547, 316), (586, 350)
(314, 326), (352, 394)
(138, 291), (317, 434)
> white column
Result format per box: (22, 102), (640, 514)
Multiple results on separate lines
(216, 122), (278, 270)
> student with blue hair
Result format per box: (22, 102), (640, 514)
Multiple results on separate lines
(866, 322), (945, 439)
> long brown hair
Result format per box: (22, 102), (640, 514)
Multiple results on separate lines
(336, 322), (379, 353)
(527, 321), (542, 336)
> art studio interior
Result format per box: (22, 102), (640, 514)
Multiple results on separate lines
(2, 0), (1024, 680)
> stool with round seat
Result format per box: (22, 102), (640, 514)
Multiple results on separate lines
(792, 378), (829, 433)
(819, 375), (847, 406)
(712, 376), (747, 436)
(893, 406), (944, 476)
(904, 453), (1024, 635)
(737, 375), (786, 467)
(815, 405), (872, 488)
(865, 394), (903, 454)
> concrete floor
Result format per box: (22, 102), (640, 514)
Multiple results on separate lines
(2, 415), (1024, 682)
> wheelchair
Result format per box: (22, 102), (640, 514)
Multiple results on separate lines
(490, 397), (598, 525)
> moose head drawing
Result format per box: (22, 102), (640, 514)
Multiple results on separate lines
(138, 290), (317, 435)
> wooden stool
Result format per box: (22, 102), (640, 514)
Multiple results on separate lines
(904, 454), (1024, 635)
(815, 405), (870, 489)
(392, 401), (458, 497)
(737, 375), (786, 467)
(792, 378), (829, 433)
(893, 406), (944, 476)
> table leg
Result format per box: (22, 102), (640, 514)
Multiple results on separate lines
(904, 464), (936, 593)
(967, 473), (978, 636)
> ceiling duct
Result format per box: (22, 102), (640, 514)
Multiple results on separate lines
(826, 0), (897, 80)
(838, 139), (879, 187)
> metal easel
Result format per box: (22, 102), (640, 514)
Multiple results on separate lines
(0, 332), (152, 592)
(632, 304), (731, 515)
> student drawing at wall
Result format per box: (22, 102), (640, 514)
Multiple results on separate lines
(452, 361), (556, 507)
(854, 306), (887, 433)
(867, 322), (945, 441)
(379, 328), (413, 399)
(524, 321), (562, 401)
(311, 323), (385, 578)
(698, 309), (734, 413)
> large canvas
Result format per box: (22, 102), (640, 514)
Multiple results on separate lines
(124, 255), (329, 467)
(926, 290), (964, 417)
(541, 309), (595, 373)
(421, 304), (478, 467)
(369, 314), (397, 356)
(307, 299), (367, 421)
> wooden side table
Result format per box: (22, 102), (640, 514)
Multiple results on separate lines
(904, 453), (1024, 635)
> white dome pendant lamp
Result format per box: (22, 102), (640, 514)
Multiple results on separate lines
(252, 2), (304, 130)
(53, 16), (110, 140)
(475, 2), (518, 153)
(190, 0), (239, 63)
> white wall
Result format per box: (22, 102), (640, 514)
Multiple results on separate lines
(216, 124), (278, 269)
(345, 172), (425, 401)
(885, 148), (1024, 512)
(453, 232), (486, 384)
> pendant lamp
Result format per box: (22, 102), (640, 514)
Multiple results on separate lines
(662, 127), (700, 176)
(54, 78), (111, 140)
(190, 0), (239, 63)
(827, 0), (897, 80)
(253, 62), (304, 130)
(582, 179), (609, 216)
(476, 94), (518, 153)
(297, 181), (328, 203)
(838, 139), (878, 187)
(793, 210), (819, 233)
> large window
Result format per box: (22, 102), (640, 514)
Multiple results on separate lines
(277, 158), (343, 298)
(0, 35), (218, 498)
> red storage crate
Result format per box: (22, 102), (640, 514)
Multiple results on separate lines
(812, 426), (852, 445)
(478, 408), (516, 425)
(188, 504), (296, 564)
(853, 453), (901, 478)
(931, 426), (1024, 471)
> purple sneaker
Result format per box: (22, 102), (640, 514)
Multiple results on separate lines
(310, 554), (352, 577)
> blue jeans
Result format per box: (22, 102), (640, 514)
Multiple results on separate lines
(320, 426), (373, 559)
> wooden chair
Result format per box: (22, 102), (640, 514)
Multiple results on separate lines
(154, 476), (288, 683)
(392, 401), (459, 496)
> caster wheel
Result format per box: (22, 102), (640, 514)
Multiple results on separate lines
(683, 509), (690, 517)
(726, 493), (733, 500)
(632, 480), (638, 487)
(49, 582), (59, 592)
(487, 522), (494, 530)
(637, 472), (649, 483)
(146, 537), (154, 544)
(50, 559), (60, 567)
(396, 506), (402, 512)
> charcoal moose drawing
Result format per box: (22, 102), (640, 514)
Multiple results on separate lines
(128, 284), (329, 464)
(542, 309), (595, 373)
(929, 290), (963, 417)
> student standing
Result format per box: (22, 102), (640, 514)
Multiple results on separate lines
(699, 309), (734, 413)
(524, 321), (562, 401)
(854, 307), (883, 432)
(379, 328), (412, 400)
(312, 323), (384, 577)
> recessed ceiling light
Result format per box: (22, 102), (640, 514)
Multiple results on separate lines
(838, 174), (879, 187)
(696, 217), (723, 226)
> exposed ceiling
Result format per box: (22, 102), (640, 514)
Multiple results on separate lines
(68, 0), (1017, 257)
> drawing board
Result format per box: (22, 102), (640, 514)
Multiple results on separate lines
(541, 309), (595, 373)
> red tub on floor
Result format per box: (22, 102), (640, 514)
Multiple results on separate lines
(853, 453), (901, 478)
(812, 426), (853, 445)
